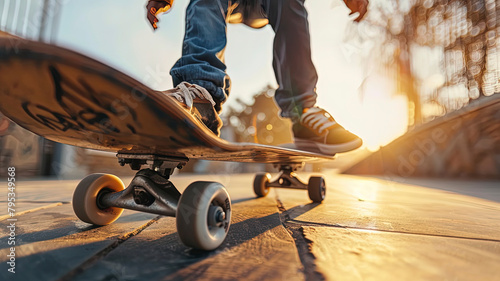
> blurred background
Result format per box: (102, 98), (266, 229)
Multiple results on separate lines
(0, 0), (499, 179)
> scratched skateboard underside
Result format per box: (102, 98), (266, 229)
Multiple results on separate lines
(0, 38), (334, 164)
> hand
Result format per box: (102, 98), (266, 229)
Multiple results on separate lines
(343, 0), (369, 22)
(146, 0), (174, 30)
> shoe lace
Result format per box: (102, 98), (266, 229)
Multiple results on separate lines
(300, 107), (337, 135)
(167, 82), (216, 109)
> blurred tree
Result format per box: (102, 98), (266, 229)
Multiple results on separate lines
(407, 0), (497, 100)
(224, 85), (293, 145)
(363, 0), (498, 123)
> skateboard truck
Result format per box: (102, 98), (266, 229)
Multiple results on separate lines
(253, 163), (326, 203)
(98, 168), (181, 217)
(267, 164), (308, 190)
(72, 154), (232, 251)
(93, 154), (189, 216)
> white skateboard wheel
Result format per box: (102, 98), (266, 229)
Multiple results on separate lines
(176, 181), (231, 251)
(72, 174), (125, 225)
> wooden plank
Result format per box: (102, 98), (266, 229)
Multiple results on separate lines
(0, 202), (65, 220)
(0, 179), (79, 217)
(276, 174), (500, 241)
(0, 174), (303, 280)
(303, 226), (500, 281)
(0, 193), (157, 281)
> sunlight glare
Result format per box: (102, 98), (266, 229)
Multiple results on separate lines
(345, 75), (408, 151)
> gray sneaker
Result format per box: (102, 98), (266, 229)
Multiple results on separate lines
(293, 107), (362, 155)
(161, 82), (222, 136)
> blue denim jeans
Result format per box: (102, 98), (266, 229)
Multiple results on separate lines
(170, 0), (318, 119)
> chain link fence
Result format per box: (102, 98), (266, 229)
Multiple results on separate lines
(0, 0), (63, 42)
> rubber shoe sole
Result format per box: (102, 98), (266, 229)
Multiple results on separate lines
(294, 137), (363, 155)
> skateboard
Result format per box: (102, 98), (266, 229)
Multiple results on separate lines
(0, 36), (334, 250)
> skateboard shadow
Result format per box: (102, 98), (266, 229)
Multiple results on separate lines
(279, 202), (321, 221)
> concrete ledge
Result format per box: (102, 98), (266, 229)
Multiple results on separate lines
(345, 93), (500, 178)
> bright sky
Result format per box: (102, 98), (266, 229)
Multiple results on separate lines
(54, 0), (408, 150)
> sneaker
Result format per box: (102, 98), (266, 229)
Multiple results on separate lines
(293, 107), (362, 155)
(161, 82), (222, 136)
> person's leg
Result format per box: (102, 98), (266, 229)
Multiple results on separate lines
(170, 0), (232, 113)
(264, 0), (318, 121)
(263, 0), (362, 154)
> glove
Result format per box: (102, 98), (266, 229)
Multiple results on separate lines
(146, 0), (174, 30)
(343, 0), (369, 22)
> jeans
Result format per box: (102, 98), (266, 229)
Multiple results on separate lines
(170, 0), (318, 119)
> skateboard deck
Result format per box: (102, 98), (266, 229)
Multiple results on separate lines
(0, 37), (334, 164)
(0, 35), (333, 251)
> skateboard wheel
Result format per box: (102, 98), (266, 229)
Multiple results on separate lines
(308, 176), (326, 203)
(176, 181), (231, 251)
(253, 173), (271, 197)
(72, 174), (125, 226)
